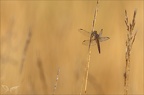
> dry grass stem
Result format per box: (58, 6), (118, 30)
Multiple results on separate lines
(84, 50), (91, 93)
(19, 28), (32, 73)
(124, 10), (137, 95)
(53, 68), (60, 95)
(36, 53), (48, 93)
(84, 1), (99, 93)
(1, 85), (19, 94)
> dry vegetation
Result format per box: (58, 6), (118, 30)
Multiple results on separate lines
(1, 1), (143, 95)
(124, 10), (137, 95)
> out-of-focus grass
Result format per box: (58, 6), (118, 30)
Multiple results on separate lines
(1, 1), (143, 94)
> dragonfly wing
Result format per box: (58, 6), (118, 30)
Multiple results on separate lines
(99, 37), (110, 42)
(82, 39), (96, 46)
(99, 29), (103, 37)
(79, 29), (91, 37)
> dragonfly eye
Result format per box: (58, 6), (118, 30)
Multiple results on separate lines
(94, 31), (97, 34)
(92, 31), (96, 35)
(91, 33), (94, 36)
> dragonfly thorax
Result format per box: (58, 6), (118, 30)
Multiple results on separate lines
(91, 31), (99, 39)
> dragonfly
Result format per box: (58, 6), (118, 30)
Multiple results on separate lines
(79, 28), (110, 53)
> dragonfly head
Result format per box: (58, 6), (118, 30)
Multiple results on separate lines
(91, 31), (98, 39)
(92, 30), (98, 36)
(94, 30), (97, 34)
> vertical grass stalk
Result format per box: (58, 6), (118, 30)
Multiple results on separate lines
(53, 68), (60, 95)
(84, 50), (91, 93)
(20, 28), (32, 73)
(124, 10), (137, 95)
(84, 1), (99, 93)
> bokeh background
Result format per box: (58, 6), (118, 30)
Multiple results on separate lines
(1, 0), (143, 94)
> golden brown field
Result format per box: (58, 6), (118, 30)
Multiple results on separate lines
(1, 1), (143, 95)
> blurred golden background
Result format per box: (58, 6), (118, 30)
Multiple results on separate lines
(1, 1), (143, 94)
